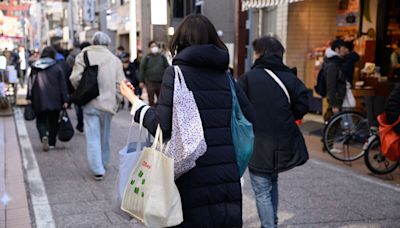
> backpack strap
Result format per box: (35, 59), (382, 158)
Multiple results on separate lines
(83, 51), (90, 66)
(264, 69), (291, 104)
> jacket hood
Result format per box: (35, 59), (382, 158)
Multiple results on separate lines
(325, 48), (340, 58)
(172, 44), (229, 71)
(253, 54), (295, 74)
(32, 57), (56, 70)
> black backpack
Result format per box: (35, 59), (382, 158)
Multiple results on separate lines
(70, 51), (99, 106)
(314, 63), (327, 97)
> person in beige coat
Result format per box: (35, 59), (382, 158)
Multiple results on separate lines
(70, 31), (125, 180)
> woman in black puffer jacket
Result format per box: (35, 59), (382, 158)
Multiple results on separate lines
(121, 15), (255, 227)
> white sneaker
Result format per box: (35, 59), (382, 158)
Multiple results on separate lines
(330, 148), (343, 153)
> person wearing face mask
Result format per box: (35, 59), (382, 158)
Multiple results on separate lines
(138, 40), (170, 106)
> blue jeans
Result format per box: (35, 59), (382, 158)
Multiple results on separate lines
(83, 107), (113, 175)
(249, 171), (279, 228)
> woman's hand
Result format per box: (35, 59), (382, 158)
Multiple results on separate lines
(120, 80), (138, 104)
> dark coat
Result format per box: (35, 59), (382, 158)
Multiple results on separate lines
(342, 52), (360, 84)
(385, 83), (400, 134)
(139, 53), (169, 83)
(324, 49), (346, 107)
(134, 44), (255, 227)
(238, 55), (309, 174)
(27, 58), (68, 114)
(123, 62), (139, 87)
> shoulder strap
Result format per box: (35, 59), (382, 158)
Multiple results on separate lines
(83, 51), (90, 66)
(264, 69), (291, 104)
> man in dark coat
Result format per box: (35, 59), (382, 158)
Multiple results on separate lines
(342, 40), (360, 85)
(27, 46), (69, 151)
(139, 40), (169, 106)
(65, 41), (91, 132)
(238, 36), (309, 228)
(324, 39), (347, 120)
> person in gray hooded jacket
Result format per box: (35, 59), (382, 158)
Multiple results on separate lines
(27, 46), (69, 151)
(323, 39), (348, 120)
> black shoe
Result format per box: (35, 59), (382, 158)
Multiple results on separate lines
(93, 174), (104, 181)
(76, 126), (84, 133)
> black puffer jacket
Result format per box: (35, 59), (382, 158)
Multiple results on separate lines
(238, 55), (309, 174)
(134, 44), (255, 227)
(27, 58), (68, 114)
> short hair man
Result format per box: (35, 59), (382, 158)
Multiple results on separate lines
(138, 40), (169, 106)
(323, 39), (348, 120)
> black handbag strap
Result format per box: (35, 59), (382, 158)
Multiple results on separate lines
(83, 51), (90, 66)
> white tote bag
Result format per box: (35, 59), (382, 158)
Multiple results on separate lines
(121, 125), (183, 227)
(342, 81), (356, 108)
(164, 66), (207, 179)
(112, 107), (150, 220)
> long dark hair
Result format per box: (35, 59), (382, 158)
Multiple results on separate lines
(169, 14), (227, 56)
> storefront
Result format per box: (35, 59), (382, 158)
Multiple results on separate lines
(242, 0), (399, 114)
(303, 0), (400, 114)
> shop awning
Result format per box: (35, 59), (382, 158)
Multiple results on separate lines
(242, 0), (304, 11)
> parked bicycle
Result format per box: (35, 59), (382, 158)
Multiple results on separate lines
(323, 110), (370, 162)
(363, 127), (400, 175)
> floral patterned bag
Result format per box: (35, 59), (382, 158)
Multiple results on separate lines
(164, 66), (207, 179)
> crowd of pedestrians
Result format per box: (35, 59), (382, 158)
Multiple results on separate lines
(10, 12), (399, 228)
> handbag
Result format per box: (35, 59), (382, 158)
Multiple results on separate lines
(121, 125), (183, 227)
(228, 75), (254, 176)
(378, 113), (400, 161)
(112, 106), (151, 220)
(57, 109), (74, 142)
(70, 51), (99, 106)
(24, 104), (35, 120)
(164, 66), (207, 179)
(342, 82), (356, 108)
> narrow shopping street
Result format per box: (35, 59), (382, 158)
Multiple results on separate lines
(16, 108), (400, 228)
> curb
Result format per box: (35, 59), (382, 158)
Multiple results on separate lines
(14, 108), (56, 228)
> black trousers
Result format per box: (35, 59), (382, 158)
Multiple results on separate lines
(74, 104), (84, 129)
(146, 81), (162, 106)
(36, 110), (60, 146)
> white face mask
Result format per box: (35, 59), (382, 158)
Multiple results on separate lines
(151, 46), (159, 54)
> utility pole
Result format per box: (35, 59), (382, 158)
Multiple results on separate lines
(99, 0), (108, 33)
(130, 0), (137, 61)
(234, 0), (247, 78)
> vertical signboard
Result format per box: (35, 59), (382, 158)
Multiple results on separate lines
(150, 0), (167, 25)
(84, 0), (95, 22)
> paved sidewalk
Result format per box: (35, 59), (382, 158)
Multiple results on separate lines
(20, 109), (400, 227)
(0, 115), (32, 228)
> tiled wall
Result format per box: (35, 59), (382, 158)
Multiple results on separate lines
(286, 0), (338, 81)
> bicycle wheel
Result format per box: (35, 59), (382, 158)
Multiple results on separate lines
(364, 136), (399, 175)
(323, 111), (369, 162)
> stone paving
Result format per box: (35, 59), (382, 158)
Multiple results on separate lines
(22, 109), (400, 228)
(1, 116), (32, 228)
